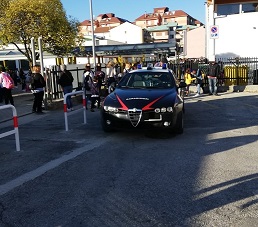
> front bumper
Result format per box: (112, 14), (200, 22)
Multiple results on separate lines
(101, 108), (179, 130)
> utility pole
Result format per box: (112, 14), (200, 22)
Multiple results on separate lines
(89, 0), (96, 71)
(31, 37), (36, 66)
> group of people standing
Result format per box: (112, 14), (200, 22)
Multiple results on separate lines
(0, 64), (46, 114)
(58, 63), (106, 112)
(184, 60), (221, 97)
(79, 61), (134, 112)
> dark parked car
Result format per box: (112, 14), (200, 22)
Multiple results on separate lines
(100, 64), (186, 133)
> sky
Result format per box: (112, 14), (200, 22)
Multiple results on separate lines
(60, 0), (206, 24)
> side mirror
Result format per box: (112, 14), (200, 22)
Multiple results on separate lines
(108, 84), (116, 93)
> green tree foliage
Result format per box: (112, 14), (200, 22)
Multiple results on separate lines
(0, 0), (83, 66)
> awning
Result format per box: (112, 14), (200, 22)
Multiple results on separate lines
(73, 42), (176, 57)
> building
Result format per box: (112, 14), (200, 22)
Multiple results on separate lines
(146, 22), (178, 43)
(135, 7), (203, 29)
(0, 44), (58, 71)
(206, 0), (258, 60)
(77, 7), (204, 59)
(0, 6), (205, 68)
(108, 22), (144, 44)
(185, 26), (206, 58)
(78, 13), (129, 37)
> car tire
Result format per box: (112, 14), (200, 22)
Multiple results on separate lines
(175, 112), (184, 134)
(101, 117), (114, 132)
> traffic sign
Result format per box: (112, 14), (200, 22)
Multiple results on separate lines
(210, 25), (219, 39)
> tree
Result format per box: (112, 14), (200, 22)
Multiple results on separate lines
(0, 0), (84, 67)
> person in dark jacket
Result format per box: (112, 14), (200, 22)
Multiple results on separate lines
(30, 65), (46, 113)
(58, 64), (74, 111)
(207, 61), (220, 95)
(192, 68), (204, 97)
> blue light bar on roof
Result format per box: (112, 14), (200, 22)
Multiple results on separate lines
(137, 64), (142, 69)
(162, 63), (167, 69)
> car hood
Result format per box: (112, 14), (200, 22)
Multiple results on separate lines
(104, 88), (179, 110)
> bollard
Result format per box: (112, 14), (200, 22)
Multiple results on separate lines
(63, 90), (87, 131)
(0, 104), (20, 151)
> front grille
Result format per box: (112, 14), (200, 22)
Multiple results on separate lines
(128, 108), (142, 127)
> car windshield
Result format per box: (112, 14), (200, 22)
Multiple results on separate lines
(117, 71), (176, 89)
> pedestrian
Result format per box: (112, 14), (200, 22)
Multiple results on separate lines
(154, 60), (162, 67)
(90, 77), (100, 112)
(192, 68), (204, 97)
(82, 63), (94, 110)
(105, 61), (115, 84)
(58, 64), (74, 111)
(19, 68), (26, 91)
(0, 65), (14, 105)
(30, 65), (46, 113)
(207, 60), (220, 95)
(8, 68), (18, 87)
(184, 68), (195, 96)
(123, 63), (132, 75)
(0, 83), (2, 103)
(25, 69), (32, 92)
(95, 63), (105, 96)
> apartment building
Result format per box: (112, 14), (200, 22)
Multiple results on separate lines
(79, 7), (203, 43)
(79, 13), (129, 37)
(134, 7), (203, 29)
(0, 6), (205, 68)
(206, 0), (258, 60)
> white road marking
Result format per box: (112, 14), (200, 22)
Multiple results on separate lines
(0, 137), (110, 196)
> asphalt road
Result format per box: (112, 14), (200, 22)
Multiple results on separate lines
(0, 92), (258, 227)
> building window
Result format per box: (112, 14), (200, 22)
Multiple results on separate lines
(217, 3), (240, 16)
(217, 3), (258, 16)
(242, 3), (258, 13)
(169, 34), (174, 39)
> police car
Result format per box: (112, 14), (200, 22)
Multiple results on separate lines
(100, 63), (186, 133)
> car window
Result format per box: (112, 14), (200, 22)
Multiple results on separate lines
(117, 71), (175, 89)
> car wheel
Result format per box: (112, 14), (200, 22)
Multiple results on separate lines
(101, 117), (114, 132)
(175, 112), (184, 134)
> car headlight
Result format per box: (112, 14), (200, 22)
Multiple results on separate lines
(167, 107), (173, 112)
(104, 106), (119, 113)
(154, 108), (160, 113)
(154, 107), (173, 113)
(161, 107), (166, 113)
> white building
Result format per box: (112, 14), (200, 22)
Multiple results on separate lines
(206, 0), (258, 60)
(108, 22), (144, 44)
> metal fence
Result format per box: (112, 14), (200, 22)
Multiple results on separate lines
(45, 65), (85, 104)
(45, 57), (258, 103)
(169, 57), (258, 86)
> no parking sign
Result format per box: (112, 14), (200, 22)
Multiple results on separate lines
(210, 25), (219, 39)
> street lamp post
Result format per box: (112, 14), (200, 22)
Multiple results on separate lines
(89, 0), (96, 71)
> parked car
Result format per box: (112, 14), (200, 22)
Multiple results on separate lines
(100, 63), (186, 133)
